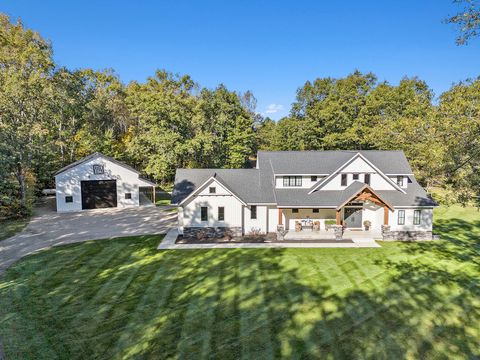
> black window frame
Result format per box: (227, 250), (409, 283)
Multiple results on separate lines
(209, 186), (216, 194)
(397, 210), (405, 225)
(218, 206), (225, 221)
(250, 205), (257, 219)
(397, 176), (404, 187)
(65, 196), (73, 203)
(201, 207), (208, 221)
(312, 208), (319, 213)
(292, 208), (299, 213)
(311, 175), (317, 182)
(283, 176), (302, 187)
(413, 210), (421, 225)
(364, 173), (371, 185)
(125, 193), (132, 200)
(353, 173), (359, 180)
(341, 174), (348, 186)
(92, 164), (104, 175)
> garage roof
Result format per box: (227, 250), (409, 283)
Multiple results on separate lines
(54, 152), (156, 186)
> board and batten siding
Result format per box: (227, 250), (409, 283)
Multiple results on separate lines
(321, 157), (397, 191)
(179, 180), (244, 233)
(55, 156), (152, 212)
(389, 208), (433, 231)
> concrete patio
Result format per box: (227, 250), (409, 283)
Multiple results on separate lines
(157, 229), (381, 249)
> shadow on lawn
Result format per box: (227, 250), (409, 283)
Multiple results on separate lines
(1, 225), (479, 359)
(113, 246), (479, 357)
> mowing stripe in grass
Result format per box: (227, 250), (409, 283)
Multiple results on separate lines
(238, 253), (275, 360)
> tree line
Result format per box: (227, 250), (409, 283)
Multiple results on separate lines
(1, 13), (479, 218)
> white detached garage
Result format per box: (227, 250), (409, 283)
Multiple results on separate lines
(55, 152), (156, 212)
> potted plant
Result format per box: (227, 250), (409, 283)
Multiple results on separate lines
(324, 219), (336, 231)
(363, 220), (372, 231)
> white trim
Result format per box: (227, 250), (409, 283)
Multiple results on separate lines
(393, 206), (437, 209)
(385, 173), (414, 176)
(308, 153), (406, 194)
(275, 173), (329, 176)
(277, 206), (337, 209)
(248, 203), (277, 205)
(178, 177), (247, 206)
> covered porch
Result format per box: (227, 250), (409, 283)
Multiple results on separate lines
(277, 184), (392, 241)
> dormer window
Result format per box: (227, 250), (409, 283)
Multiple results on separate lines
(397, 176), (404, 187)
(341, 174), (347, 186)
(283, 176), (302, 187)
(311, 176), (317, 182)
(364, 173), (371, 185)
(353, 174), (359, 180)
(209, 187), (216, 194)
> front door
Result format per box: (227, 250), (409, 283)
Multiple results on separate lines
(344, 207), (362, 228)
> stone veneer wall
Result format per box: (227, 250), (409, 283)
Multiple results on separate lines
(183, 227), (242, 239)
(381, 225), (433, 241)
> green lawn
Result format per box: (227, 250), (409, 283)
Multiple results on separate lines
(0, 217), (29, 242)
(0, 206), (479, 359)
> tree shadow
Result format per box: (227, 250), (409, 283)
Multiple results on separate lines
(1, 230), (479, 359)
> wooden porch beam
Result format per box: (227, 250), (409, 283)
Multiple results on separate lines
(278, 208), (283, 225)
(336, 209), (341, 225)
(383, 205), (389, 225)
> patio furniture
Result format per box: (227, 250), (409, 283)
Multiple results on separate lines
(295, 221), (302, 232)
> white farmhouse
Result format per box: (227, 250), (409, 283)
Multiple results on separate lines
(55, 152), (155, 212)
(172, 151), (438, 241)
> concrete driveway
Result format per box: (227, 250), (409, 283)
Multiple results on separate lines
(0, 198), (176, 274)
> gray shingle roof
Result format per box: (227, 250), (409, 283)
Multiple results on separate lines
(172, 169), (275, 204)
(172, 151), (435, 207)
(258, 150), (413, 175)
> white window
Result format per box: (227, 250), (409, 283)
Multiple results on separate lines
(397, 210), (405, 225)
(283, 176), (302, 187)
(413, 210), (421, 225)
(209, 187), (216, 194)
(397, 176), (404, 187)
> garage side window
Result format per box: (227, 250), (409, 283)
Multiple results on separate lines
(65, 196), (73, 203)
(201, 207), (208, 221)
(218, 206), (225, 221)
(397, 210), (405, 225)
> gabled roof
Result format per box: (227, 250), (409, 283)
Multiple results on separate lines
(55, 152), (140, 176)
(54, 152), (156, 186)
(178, 173), (248, 206)
(336, 182), (394, 210)
(171, 168), (274, 205)
(258, 150), (413, 175)
(308, 152), (406, 194)
(173, 150), (436, 208)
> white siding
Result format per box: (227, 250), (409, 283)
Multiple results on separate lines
(389, 208), (433, 231)
(181, 182), (244, 229)
(267, 206), (279, 232)
(319, 157), (396, 191)
(244, 205), (268, 234)
(55, 155), (152, 212)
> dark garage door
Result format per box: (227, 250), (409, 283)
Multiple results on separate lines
(81, 180), (117, 210)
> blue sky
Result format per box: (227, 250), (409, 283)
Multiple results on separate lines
(2, 0), (479, 119)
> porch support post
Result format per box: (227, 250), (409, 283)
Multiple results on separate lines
(383, 205), (389, 225)
(152, 186), (156, 205)
(278, 208), (282, 225)
(336, 209), (341, 225)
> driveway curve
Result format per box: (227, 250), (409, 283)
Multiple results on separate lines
(0, 199), (176, 274)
